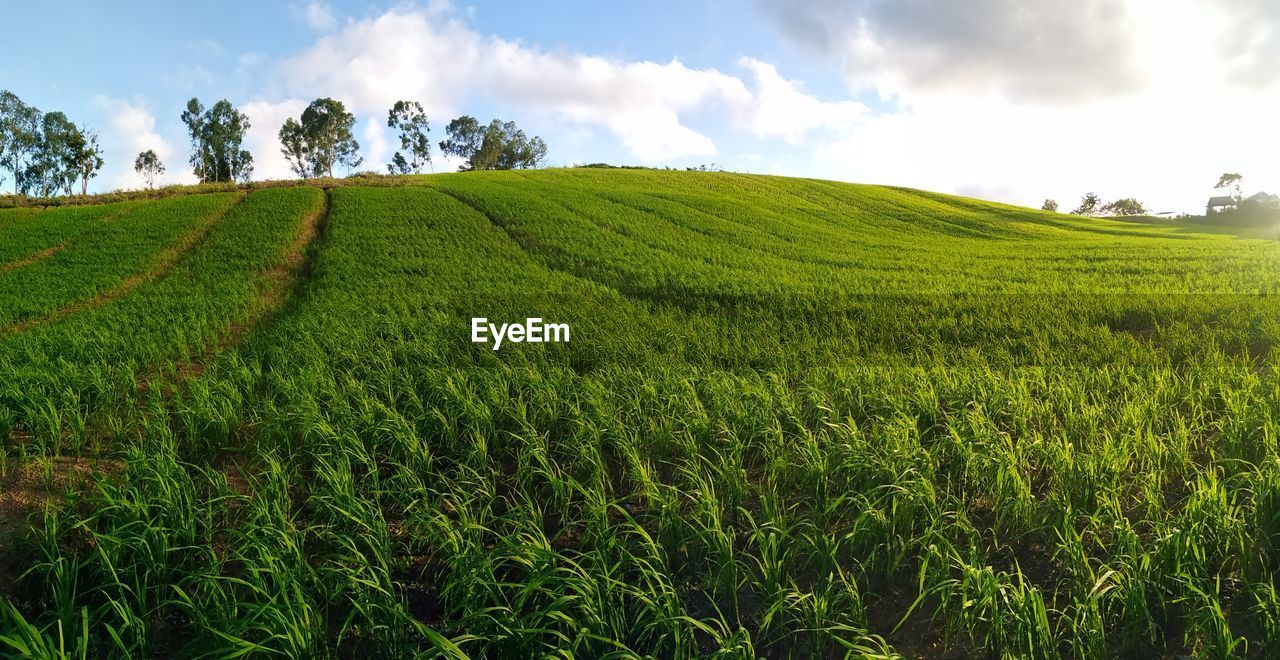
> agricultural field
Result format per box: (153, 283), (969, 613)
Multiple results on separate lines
(0, 168), (1279, 658)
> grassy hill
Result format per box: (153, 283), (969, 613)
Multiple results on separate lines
(0, 169), (1278, 657)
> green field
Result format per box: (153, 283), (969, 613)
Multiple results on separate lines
(1, 169), (1279, 658)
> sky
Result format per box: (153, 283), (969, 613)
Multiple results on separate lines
(4, 0), (1278, 213)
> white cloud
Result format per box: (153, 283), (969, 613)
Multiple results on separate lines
(734, 58), (866, 142)
(275, 8), (755, 163)
(241, 99), (308, 181)
(93, 96), (193, 190)
(268, 6), (876, 166)
(759, 0), (1280, 212)
(300, 2), (338, 31)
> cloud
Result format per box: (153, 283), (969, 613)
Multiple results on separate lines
(734, 58), (866, 142)
(92, 96), (192, 190)
(241, 99), (308, 180)
(271, 6), (873, 164)
(1215, 0), (1280, 87)
(757, 0), (1144, 103)
(298, 2), (338, 31)
(275, 8), (755, 162)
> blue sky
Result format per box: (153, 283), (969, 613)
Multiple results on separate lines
(6, 1), (1278, 213)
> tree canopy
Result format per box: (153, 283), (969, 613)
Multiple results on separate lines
(1070, 193), (1102, 216)
(134, 149), (165, 189)
(279, 97), (362, 179)
(387, 100), (431, 175)
(0, 90), (43, 194)
(1100, 198), (1146, 216)
(439, 116), (547, 171)
(0, 92), (103, 198)
(1215, 173), (1243, 201)
(182, 98), (254, 183)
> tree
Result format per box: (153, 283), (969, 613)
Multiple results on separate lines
(134, 149), (165, 189)
(0, 90), (42, 194)
(1041, 199), (1059, 212)
(438, 115), (484, 169)
(387, 100), (431, 174)
(181, 97), (254, 183)
(1215, 173), (1243, 201)
(439, 115), (547, 171)
(1071, 193), (1102, 216)
(71, 128), (104, 196)
(1100, 198), (1145, 216)
(277, 97), (361, 179)
(24, 111), (81, 197)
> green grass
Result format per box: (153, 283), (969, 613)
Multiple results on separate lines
(0, 194), (241, 328)
(0, 169), (1278, 657)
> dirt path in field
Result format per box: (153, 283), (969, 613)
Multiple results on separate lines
(145, 187), (331, 390)
(0, 206), (136, 275)
(0, 244), (67, 273)
(0, 193), (247, 337)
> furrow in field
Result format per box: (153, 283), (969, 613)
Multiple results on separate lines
(0, 244), (67, 273)
(0, 204), (138, 275)
(433, 186), (638, 299)
(0, 192), (247, 336)
(157, 188), (331, 388)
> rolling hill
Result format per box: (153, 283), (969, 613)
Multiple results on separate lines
(0, 169), (1278, 657)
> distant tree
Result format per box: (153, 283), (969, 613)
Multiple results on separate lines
(24, 111), (82, 197)
(0, 90), (43, 194)
(278, 97), (361, 179)
(440, 115), (546, 171)
(1100, 198), (1146, 216)
(70, 128), (104, 196)
(438, 115), (484, 169)
(1041, 199), (1059, 212)
(134, 149), (165, 189)
(181, 97), (254, 183)
(1071, 192), (1102, 216)
(387, 100), (431, 174)
(1215, 172), (1243, 201)
(278, 118), (309, 179)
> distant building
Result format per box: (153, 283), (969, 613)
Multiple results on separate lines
(1245, 191), (1280, 206)
(1206, 195), (1237, 214)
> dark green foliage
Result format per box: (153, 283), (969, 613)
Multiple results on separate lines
(1101, 197), (1145, 216)
(386, 100), (431, 175)
(439, 115), (546, 171)
(278, 97), (362, 179)
(1071, 192), (1102, 215)
(0, 90), (42, 194)
(182, 98), (254, 184)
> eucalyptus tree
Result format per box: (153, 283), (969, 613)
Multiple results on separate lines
(439, 115), (547, 171)
(279, 97), (361, 179)
(181, 97), (254, 183)
(134, 149), (165, 189)
(0, 90), (42, 194)
(387, 100), (431, 174)
(71, 128), (104, 195)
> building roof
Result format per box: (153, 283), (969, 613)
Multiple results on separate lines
(1246, 191), (1279, 203)
(1207, 196), (1237, 207)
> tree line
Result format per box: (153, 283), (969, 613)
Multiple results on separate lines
(1041, 193), (1145, 217)
(0, 90), (548, 198)
(177, 96), (547, 187)
(0, 90), (105, 197)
